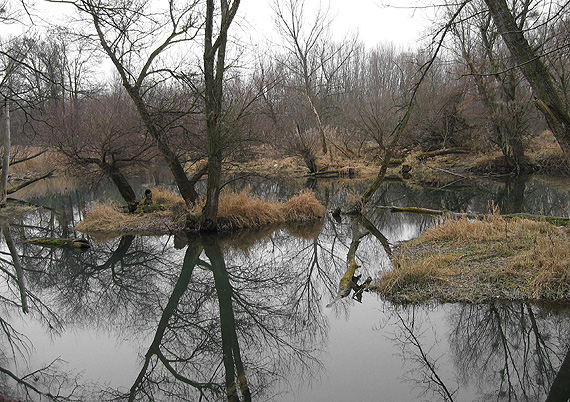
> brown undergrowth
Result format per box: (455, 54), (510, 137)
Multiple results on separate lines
(373, 213), (570, 303)
(75, 187), (325, 240)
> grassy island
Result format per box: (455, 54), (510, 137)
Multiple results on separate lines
(373, 213), (570, 304)
(75, 187), (325, 239)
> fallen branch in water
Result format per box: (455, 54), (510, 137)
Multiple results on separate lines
(302, 170), (341, 178)
(380, 205), (570, 225)
(416, 147), (471, 160)
(7, 170), (55, 194)
(26, 237), (90, 249)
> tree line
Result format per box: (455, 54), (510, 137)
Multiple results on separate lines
(1, 0), (569, 229)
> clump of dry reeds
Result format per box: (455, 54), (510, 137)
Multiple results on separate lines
(75, 199), (185, 238)
(216, 189), (325, 231)
(375, 213), (570, 302)
(380, 253), (459, 296)
(75, 187), (188, 237)
(76, 187), (325, 237)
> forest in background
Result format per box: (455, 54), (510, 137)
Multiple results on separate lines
(1, 0), (570, 229)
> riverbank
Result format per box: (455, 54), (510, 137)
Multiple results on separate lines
(372, 213), (570, 304)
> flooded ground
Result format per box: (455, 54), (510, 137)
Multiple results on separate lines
(2, 175), (570, 401)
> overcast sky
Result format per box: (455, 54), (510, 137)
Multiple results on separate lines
(238, 0), (432, 50)
(0, 1), (432, 50)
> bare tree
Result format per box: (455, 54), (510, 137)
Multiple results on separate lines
(482, 0), (570, 167)
(0, 37), (27, 206)
(48, 0), (206, 206)
(341, 44), (412, 155)
(48, 91), (156, 211)
(0, 98), (9, 206)
(273, 0), (331, 156)
(200, 0), (242, 231)
(450, 0), (535, 172)
(353, 1), (469, 209)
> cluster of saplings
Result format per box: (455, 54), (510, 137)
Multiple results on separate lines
(2, 0), (570, 230)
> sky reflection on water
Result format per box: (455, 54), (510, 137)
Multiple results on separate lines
(1, 176), (570, 401)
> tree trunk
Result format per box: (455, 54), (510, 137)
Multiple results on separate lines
(0, 99), (10, 207)
(100, 162), (139, 212)
(2, 225), (28, 313)
(201, 0), (222, 231)
(483, 0), (570, 165)
(90, 13), (202, 207)
(200, 0), (241, 232)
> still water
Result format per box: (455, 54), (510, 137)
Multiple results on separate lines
(2, 175), (570, 401)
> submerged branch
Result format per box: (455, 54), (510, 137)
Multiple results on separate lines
(7, 170), (55, 194)
(381, 205), (570, 225)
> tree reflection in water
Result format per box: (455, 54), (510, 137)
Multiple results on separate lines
(379, 302), (570, 402)
(110, 225), (332, 401)
(448, 303), (570, 401)
(0, 224), (81, 400)
(2, 200), (570, 401)
(2, 216), (335, 401)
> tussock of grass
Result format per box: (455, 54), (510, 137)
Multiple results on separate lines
(76, 188), (325, 238)
(282, 191), (326, 221)
(75, 187), (189, 238)
(216, 189), (325, 231)
(375, 214), (570, 303)
(381, 253), (459, 295)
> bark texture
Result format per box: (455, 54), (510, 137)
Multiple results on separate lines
(483, 0), (570, 165)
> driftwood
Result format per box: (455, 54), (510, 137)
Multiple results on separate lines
(302, 168), (356, 179)
(303, 170), (340, 178)
(416, 147), (471, 160)
(381, 205), (570, 225)
(7, 170), (55, 194)
(26, 237), (91, 249)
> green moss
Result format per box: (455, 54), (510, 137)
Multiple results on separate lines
(135, 205), (163, 214)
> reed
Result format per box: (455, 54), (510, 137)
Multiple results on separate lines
(216, 189), (325, 231)
(76, 187), (325, 237)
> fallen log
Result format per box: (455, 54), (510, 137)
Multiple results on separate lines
(416, 147), (471, 160)
(302, 168), (356, 178)
(26, 237), (91, 249)
(7, 170), (55, 194)
(380, 205), (570, 225)
(302, 170), (340, 178)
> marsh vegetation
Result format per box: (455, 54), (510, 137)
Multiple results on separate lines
(2, 0), (570, 400)
(377, 212), (570, 303)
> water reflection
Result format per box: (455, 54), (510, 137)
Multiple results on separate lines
(2, 176), (570, 400)
(379, 303), (570, 401)
(448, 303), (570, 401)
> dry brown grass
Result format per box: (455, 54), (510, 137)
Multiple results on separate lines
(75, 187), (188, 239)
(282, 190), (326, 221)
(75, 201), (185, 240)
(216, 190), (283, 229)
(380, 253), (459, 295)
(375, 213), (570, 303)
(76, 187), (325, 238)
(216, 189), (325, 231)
